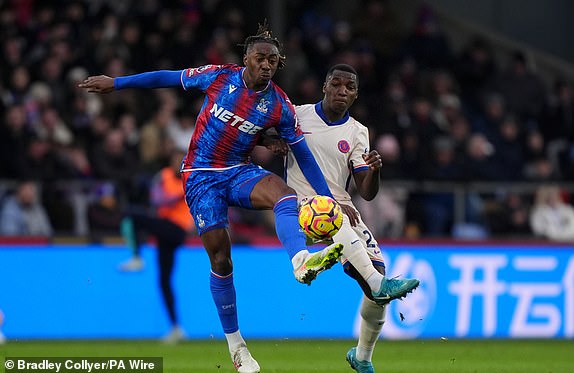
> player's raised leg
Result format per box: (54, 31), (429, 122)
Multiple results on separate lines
(250, 174), (343, 284)
(336, 221), (419, 305)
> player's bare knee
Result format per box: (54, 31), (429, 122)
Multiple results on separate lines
(279, 185), (297, 198)
(269, 177), (295, 200)
(251, 174), (296, 208)
(211, 254), (233, 275)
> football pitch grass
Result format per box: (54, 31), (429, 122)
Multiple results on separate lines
(1, 339), (572, 373)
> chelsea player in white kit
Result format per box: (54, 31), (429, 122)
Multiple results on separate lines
(284, 64), (420, 373)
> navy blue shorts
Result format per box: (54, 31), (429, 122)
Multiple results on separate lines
(181, 164), (271, 235)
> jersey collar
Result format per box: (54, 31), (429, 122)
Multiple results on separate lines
(314, 101), (349, 126)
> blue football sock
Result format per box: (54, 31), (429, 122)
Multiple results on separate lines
(274, 195), (307, 260)
(210, 271), (238, 334)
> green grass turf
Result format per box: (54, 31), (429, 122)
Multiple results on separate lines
(1, 339), (572, 373)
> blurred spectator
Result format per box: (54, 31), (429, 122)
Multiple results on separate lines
(542, 80), (574, 179)
(491, 115), (525, 181)
(447, 114), (472, 160)
(87, 182), (123, 241)
(523, 129), (546, 162)
(19, 136), (66, 181)
(398, 3), (454, 71)
(3, 66), (33, 108)
(432, 93), (462, 132)
(168, 110), (195, 153)
(489, 192), (531, 236)
(291, 73), (322, 104)
(419, 136), (480, 237)
(426, 70), (459, 107)
(278, 29), (311, 94)
(423, 136), (464, 181)
(86, 114), (113, 160)
(454, 37), (497, 115)
(464, 133), (502, 181)
(352, 0), (402, 59)
(542, 80), (574, 143)
(36, 107), (74, 147)
(354, 186), (408, 239)
(524, 156), (558, 182)
(396, 56), (420, 99)
(494, 51), (546, 123)
(0, 105), (31, 178)
(0, 181), (53, 236)
(66, 94), (95, 147)
(410, 96), (444, 162)
(139, 107), (176, 173)
(472, 92), (507, 138)
(204, 28), (240, 65)
(530, 185), (574, 242)
(59, 146), (92, 179)
(378, 75), (411, 138)
(116, 113), (140, 159)
(398, 129), (423, 180)
(42, 183), (76, 235)
(91, 128), (138, 198)
(558, 144), (574, 180)
(375, 134), (403, 179)
(522, 130), (557, 181)
(38, 55), (67, 112)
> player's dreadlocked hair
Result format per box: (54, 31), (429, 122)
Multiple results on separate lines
(241, 20), (286, 69)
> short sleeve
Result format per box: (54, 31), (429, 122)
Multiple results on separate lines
(181, 64), (224, 91)
(276, 98), (304, 145)
(351, 126), (370, 173)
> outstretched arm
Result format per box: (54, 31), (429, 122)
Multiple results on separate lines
(290, 139), (334, 199)
(78, 70), (183, 93)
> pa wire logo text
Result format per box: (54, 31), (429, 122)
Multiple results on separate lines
(4, 357), (163, 372)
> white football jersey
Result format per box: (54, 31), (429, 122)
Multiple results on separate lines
(286, 103), (370, 202)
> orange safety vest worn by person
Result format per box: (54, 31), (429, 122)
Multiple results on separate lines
(155, 166), (194, 233)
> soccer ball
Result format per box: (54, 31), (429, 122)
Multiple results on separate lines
(298, 195), (343, 240)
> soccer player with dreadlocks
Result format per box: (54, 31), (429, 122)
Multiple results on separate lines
(79, 23), (342, 372)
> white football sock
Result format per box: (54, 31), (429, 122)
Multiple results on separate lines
(334, 222), (384, 292)
(356, 297), (386, 362)
(225, 330), (246, 353)
(365, 271), (384, 293)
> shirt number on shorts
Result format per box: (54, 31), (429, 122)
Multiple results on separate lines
(362, 229), (377, 248)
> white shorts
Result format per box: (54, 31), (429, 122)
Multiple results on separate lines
(310, 210), (385, 269)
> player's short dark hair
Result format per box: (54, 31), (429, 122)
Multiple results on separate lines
(241, 20), (286, 69)
(326, 64), (359, 85)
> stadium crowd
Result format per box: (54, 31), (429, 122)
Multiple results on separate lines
(1, 0), (573, 240)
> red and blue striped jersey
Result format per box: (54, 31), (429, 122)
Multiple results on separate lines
(179, 64), (303, 170)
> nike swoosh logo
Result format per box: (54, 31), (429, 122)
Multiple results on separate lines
(351, 239), (359, 244)
(375, 295), (390, 300)
(229, 85), (237, 93)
